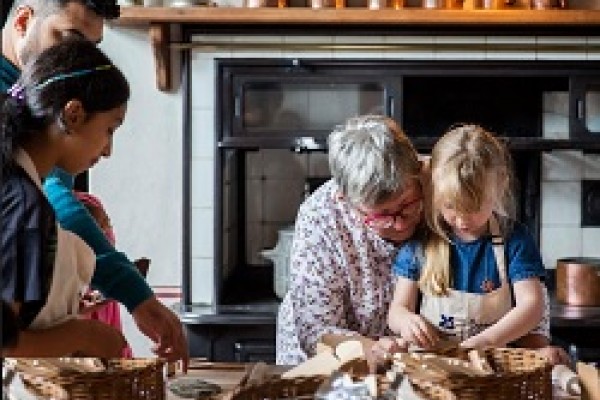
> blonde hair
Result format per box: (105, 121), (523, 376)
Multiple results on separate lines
(419, 124), (516, 296)
(328, 115), (421, 207)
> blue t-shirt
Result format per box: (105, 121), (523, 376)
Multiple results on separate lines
(392, 222), (545, 293)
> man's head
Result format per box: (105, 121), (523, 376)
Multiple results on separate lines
(2, 0), (119, 69)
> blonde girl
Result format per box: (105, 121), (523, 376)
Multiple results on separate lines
(387, 124), (548, 350)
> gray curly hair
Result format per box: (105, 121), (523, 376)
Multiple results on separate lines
(328, 115), (421, 207)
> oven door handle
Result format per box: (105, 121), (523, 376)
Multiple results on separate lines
(576, 98), (584, 121)
(387, 95), (395, 117)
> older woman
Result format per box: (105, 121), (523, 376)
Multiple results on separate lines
(276, 115), (424, 365)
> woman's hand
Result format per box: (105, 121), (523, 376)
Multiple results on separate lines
(132, 296), (189, 371)
(370, 336), (409, 366)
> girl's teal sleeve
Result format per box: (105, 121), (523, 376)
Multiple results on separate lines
(43, 174), (153, 312)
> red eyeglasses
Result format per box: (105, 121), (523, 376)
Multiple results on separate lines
(363, 197), (423, 229)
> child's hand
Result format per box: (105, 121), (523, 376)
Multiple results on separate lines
(370, 337), (408, 363)
(537, 346), (572, 366)
(398, 313), (440, 350)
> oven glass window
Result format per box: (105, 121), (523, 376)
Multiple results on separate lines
(242, 82), (384, 132)
(586, 88), (600, 134)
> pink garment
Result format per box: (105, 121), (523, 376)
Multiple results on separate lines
(74, 191), (116, 245)
(74, 190), (133, 358)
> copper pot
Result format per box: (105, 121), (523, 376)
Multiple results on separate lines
(556, 258), (600, 306)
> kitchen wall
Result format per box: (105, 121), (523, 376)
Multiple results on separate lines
(98, 27), (600, 355)
(97, 27), (184, 356)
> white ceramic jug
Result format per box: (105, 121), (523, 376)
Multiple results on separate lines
(260, 226), (295, 299)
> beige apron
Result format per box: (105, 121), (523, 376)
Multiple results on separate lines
(15, 149), (96, 329)
(419, 217), (512, 341)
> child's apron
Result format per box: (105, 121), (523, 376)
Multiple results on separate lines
(419, 217), (512, 341)
(15, 149), (96, 329)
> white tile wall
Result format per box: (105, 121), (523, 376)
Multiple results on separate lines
(486, 36), (537, 61)
(540, 227), (582, 269)
(383, 36), (436, 60)
(582, 228), (600, 257)
(332, 35), (389, 59)
(542, 151), (583, 181)
(587, 37), (600, 61)
(434, 36), (486, 60)
(191, 259), (215, 304)
(191, 159), (215, 208)
(541, 90), (600, 270)
(282, 35), (335, 59)
(542, 92), (569, 140)
(191, 109), (216, 159)
(191, 208), (214, 258)
(536, 36), (587, 61)
(541, 181), (581, 225)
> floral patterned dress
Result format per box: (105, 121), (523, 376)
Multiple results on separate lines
(276, 180), (399, 365)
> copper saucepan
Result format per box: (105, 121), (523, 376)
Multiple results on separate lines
(556, 257), (600, 306)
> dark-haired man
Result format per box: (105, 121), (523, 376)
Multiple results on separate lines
(1, 0), (119, 91)
(1, 1), (189, 368)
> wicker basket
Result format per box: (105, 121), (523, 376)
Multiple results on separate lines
(227, 374), (457, 400)
(228, 376), (326, 400)
(14, 358), (166, 400)
(409, 347), (552, 400)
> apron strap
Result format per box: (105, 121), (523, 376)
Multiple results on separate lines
(489, 216), (509, 285)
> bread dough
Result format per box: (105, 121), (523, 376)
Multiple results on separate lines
(167, 377), (221, 398)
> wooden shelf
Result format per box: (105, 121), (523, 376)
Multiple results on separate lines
(114, 7), (600, 91)
(118, 7), (600, 26)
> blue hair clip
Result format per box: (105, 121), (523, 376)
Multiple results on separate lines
(34, 64), (112, 91)
(7, 83), (26, 104)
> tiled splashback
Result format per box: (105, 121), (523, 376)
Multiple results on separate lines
(542, 91), (600, 268)
(190, 34), (600, 305)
